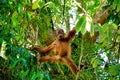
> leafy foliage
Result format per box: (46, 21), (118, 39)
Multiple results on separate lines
(0, 0), (120, 80)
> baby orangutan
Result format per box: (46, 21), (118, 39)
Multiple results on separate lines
(33, 28), (78, 75)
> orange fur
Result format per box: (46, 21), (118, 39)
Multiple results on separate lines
(33, 28), (77, 75)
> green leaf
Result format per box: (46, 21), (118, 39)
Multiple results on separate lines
(75, 15), (86, 34)
(80, 20), (87, 35)
(10, 58), (27, 69)
(12, 11), (18, 26)
(109, 64), (119, 76)
(39, 0), (45, 8)
(116, 35), (120, 42)
(98, 26), (105, 42)
(111, 23), (118, 29)
(98, 23), (113, 43)
(112, 2), (117, 10)
(106, 52), (110, 58)
(75, 15), (93, 35)
(91, 57), (97, 68)
(27, 12), (31, 21)
(114, 0), (120, 4)
(47, 2), (55, 8)
(10, 59), (20, 69)
(0, 38), (3, 43)
(44, 2), (57, 13)
(17, 3), (22, 13)
(117, 4), (120, 12)
(107, 23), (112, 43)
(12, 11), (18, 19)
(32, 0), (40, 9)
(30, 72), (44, 80)
(93, 59), (97, 68)
(44, 2), (53, 8)
(102, 23), (108, 32)
(21, 70), (29, 78)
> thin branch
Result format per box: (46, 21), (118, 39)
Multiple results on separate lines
(117, 26), (120, 63)
(63, 0), (66, 17)
(74, 0), (88, 15)
(76, 35), (84, 80)
(94, 69), (98, 80)
(62, 0), (66, 24)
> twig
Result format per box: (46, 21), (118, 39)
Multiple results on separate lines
(76, 35), (84, 80)
(62, 0), (66, 24)
(94, 69), (98, 80)
(74, 0), (88, 15)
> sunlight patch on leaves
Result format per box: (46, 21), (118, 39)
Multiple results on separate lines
(32, 0), (40, 9)
(0, 41), (7, 60)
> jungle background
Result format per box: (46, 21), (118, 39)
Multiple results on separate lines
(0, 0), (120, 80)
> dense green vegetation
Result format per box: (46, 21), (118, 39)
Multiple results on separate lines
(0, 0), (120, 80)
